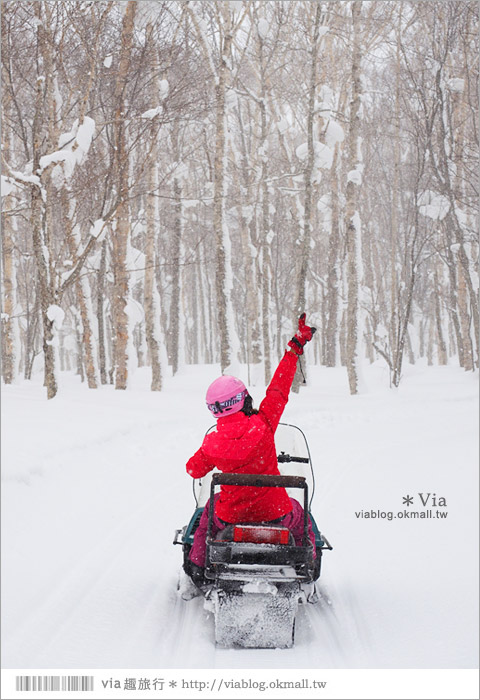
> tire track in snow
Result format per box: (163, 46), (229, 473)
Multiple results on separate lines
(161, 584), (216, 667)
(293, 587), (349, 666)
(4, 494), (166, 667)
(301, 582), (373, 667)
(162, 582), (357, 668)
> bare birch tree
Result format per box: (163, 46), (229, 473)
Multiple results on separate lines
(143, 24), (163, 390)
(344, 1), (363, 394)
(1, 1), (478, 393)
(111, 1), (136, 390)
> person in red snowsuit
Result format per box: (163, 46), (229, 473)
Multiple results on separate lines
(185, 314), (316, 585)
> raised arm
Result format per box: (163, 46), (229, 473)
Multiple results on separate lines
(258, 351), (298, 433)
(259, 314), (316, 433)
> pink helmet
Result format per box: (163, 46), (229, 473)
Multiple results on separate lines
(206, 375), (248, 417)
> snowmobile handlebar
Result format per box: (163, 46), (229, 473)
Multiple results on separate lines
(277, 452), (309, 464)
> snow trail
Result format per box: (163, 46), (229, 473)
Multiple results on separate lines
(1, 363), (478, 669)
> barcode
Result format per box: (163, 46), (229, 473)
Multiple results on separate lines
(15, 676), (94, 692)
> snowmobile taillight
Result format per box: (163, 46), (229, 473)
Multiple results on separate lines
(233, 525), (290, 545)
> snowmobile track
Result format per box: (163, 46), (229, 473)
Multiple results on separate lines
(164, 583), (216, 667)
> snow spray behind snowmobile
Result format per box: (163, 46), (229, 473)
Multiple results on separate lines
(173, 423), (332, 648)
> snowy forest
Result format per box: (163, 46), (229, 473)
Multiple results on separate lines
(1, 0), (478, 399)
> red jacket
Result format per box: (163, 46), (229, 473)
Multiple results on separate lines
(186, 351), (298, 523)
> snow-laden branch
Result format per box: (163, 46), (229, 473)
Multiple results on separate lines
(38, 117), (95, 179)
(1, 169), (41, 192)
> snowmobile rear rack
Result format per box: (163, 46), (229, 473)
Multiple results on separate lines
(210, 472), (308, 488)
(207, 473), (310, 548)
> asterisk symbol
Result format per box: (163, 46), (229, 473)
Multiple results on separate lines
(169, 681), (177, 688)
(403, 495), (414, 506)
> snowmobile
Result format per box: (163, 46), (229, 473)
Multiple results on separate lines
(173, 422), (332, 648)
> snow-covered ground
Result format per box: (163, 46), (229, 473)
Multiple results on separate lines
(1, 360), (478, 671)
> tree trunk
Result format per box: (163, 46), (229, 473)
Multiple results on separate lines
(196, 244), (210, 365)
(392, 256), (416, 387)
(345, 1), (363, 395)
(324, 144), (341, 367)
(74, 311), (85, 382)
(111, 1), (136, 390)
(457, 261), (474, 371)
(450, 78), (477, 370)
(170, 174), (184, 375)
(433, 264), (448, 365)
(97, 239), (108, 384)
(213, 28), (236, 371)
(390, 9), (402, 378)
(64, 192), (99, 388)
(144, 27), (163, 390)
(293, 1), (322, 391)
(32, 2), (56, 399)
(1, 121), (18, 384)
(295, 1), (321, 318)
(258, 32), (272, 384)
(235, 102), (261, 375)
(443, 237), (465, 367)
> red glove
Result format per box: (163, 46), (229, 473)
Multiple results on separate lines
(288, 313), (316, 355)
